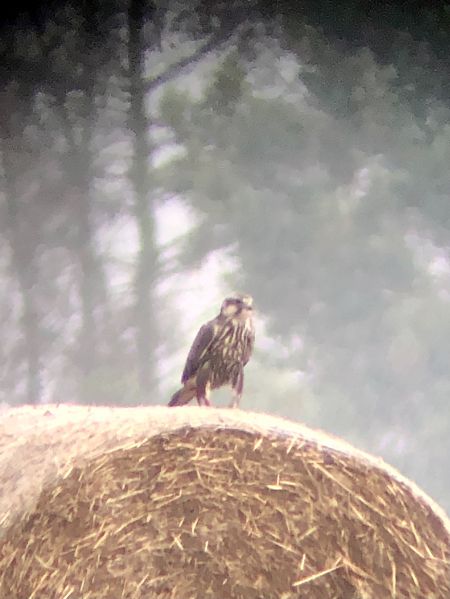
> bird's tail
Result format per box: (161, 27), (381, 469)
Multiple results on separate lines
(168, 382), (197, 407)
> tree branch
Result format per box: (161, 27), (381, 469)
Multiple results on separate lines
(144, 26), (247, 94)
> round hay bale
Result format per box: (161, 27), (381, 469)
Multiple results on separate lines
(0, 405), (449, 598)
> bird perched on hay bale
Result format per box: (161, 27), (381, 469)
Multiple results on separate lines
(169, 294), (255, 408)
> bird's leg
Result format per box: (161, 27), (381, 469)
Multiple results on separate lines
(203, 382), (212, 406)
(230, 369), (244, 408)
(230, 391), (241, 409)
(197, 381), (212, 407)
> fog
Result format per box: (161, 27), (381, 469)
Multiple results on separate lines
(1, 1), (449, 510)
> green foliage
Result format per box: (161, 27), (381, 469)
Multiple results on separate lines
(157, 16), (450, 512)
(204, 51), (247, 115)
(159, 87), (191, 136)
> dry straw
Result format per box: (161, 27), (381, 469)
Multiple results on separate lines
(0, 405), (449, 598)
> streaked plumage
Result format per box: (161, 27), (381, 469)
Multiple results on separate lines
(168, 294), (255, 408)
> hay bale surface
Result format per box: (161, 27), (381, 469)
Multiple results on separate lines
(0, 405), (449, 598)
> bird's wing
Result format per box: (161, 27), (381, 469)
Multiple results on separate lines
(243, 324), (255, 366)
(181, 320), (216, 383)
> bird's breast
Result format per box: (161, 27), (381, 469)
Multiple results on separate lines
(202, 321), (253, 388)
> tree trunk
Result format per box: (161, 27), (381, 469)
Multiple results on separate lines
(71, 150), (98, 385)
(128, 0), (158, 395)
(1, 143), (41, 404)
(60, 85), (103, 402)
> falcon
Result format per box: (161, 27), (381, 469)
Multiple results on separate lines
(168, 294), (255, 408)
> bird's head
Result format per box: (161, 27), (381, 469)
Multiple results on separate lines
(220, 294), (254, 320)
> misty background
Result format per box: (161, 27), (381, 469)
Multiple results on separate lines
(1, 1), (449, 511)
